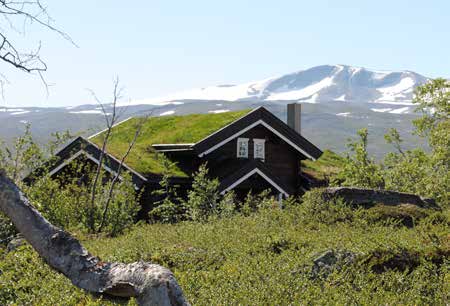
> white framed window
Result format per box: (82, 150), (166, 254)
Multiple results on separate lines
(253, 138), (266, 160)
(236, 138), (249, 158)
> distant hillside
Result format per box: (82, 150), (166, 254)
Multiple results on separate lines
(1, 64), (431, 158)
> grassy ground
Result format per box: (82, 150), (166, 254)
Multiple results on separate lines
(1, 199), (448, 305)
(90, 110), (250, 176)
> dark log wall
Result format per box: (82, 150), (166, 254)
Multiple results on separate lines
(202, 124), (303, 194)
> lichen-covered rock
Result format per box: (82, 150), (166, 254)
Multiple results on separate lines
(7, 237), (25, 252)
(322, 187), (439, 210)
(310, 249), (356, 279)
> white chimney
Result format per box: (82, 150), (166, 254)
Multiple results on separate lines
(287, 103), (301, 134)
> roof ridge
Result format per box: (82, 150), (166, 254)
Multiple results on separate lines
(193, 106), (265, 146)
(88, 116), (133, 139)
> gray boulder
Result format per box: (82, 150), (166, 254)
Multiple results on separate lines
(322, 187), (439, 210)
(311, 249), (356, 279)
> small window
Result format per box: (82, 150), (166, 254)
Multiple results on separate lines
(254, 139), (265, 160)
(237, 138), (249, 158)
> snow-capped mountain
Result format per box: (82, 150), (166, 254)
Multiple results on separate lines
(0, 65), (431, 157)
(126, 64), (428, 107)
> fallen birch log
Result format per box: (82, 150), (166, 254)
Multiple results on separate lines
(0, 171), (189, 306)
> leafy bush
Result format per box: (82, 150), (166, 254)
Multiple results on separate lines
(299, 188), (356, 225)
(333, 128), (385, 189)
(334, 79), (449, 208)
(361, 203), (431, 228)
(184, 164), (221, 221)
(0, 213), (16, 244)
(1, 197), (448, 305)
(23, 167), (139, 236)
(149, 154), (187, 223)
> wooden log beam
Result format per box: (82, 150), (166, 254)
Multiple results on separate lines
(0, 171), (189, 306)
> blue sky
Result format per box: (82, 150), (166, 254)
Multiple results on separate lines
(2, 0), (449, 107)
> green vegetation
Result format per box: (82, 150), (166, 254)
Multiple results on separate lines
(0, 192), (448, 305)
(0, 125), (140, 237)
(90, 110), (250, 176)
(25, 164), (140, 236)
(0, 80), (448, 304)
(334, 78), (449, 207)
(301, 149), (345, 181)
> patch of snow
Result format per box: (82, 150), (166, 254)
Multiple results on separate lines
(371, 108), (392, 113)
(119, 97), (186, 106)
(335, 94), (346, 101)
(377, 77), (415, 102)
(266, 76), (334, 101)
(159, 110), (175, 116)
(69, 110), (107, 115)
(335, 65), (345, 73)
(389, 107), (410, 114)
(0, 108), (25, 112)
(302, 93), (319, 103)
(375, 100), (414, 105)
(372, 69), (395, 74)
(208, 109), (230, 114)
(216, 103), (223, 107)
(118, 78), (272, 106)
(10, 111), (31, 115)
(336, 112), (351, 117)
(372, 70), (392, 80)
(65, 106), (76, 110)
(20, 120), (28, 124)
(349, 67), (362, 76)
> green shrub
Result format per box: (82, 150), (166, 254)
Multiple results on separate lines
(23, 169), (139, 236)
(1, 202), (448, 305)
(0, 213), (16, 244)
(300, 189), (356, 225)
(361, 203), (431, 228)
(184, 164), (220, 221)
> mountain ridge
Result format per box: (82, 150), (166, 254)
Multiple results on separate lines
(0, 64), (431, 158)
(124, 64), (429, 107)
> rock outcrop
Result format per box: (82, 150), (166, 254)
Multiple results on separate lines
(322, 187), (439, 210)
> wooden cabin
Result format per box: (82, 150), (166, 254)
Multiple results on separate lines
(30, 103), (322, 216)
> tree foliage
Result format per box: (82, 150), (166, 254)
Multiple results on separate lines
(334, 128), (384, 189)
(185, 163), (221, 221)
(149, 154), (186, 223)
(335, 79), (449, 207)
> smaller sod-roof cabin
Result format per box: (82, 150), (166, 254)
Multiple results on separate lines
(39, 104), (322, 216)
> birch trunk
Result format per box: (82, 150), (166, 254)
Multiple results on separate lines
(0, 172), (189, 306)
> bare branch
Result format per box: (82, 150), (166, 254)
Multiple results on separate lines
(0, 0), (76, 94)
(87, 77), (123, 232)
(0, 0), (76, 46)
(97, 114), (150, 233)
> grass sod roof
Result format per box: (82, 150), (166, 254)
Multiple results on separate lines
(90, 110), (251, 177)
(301, 149), (345, 181)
